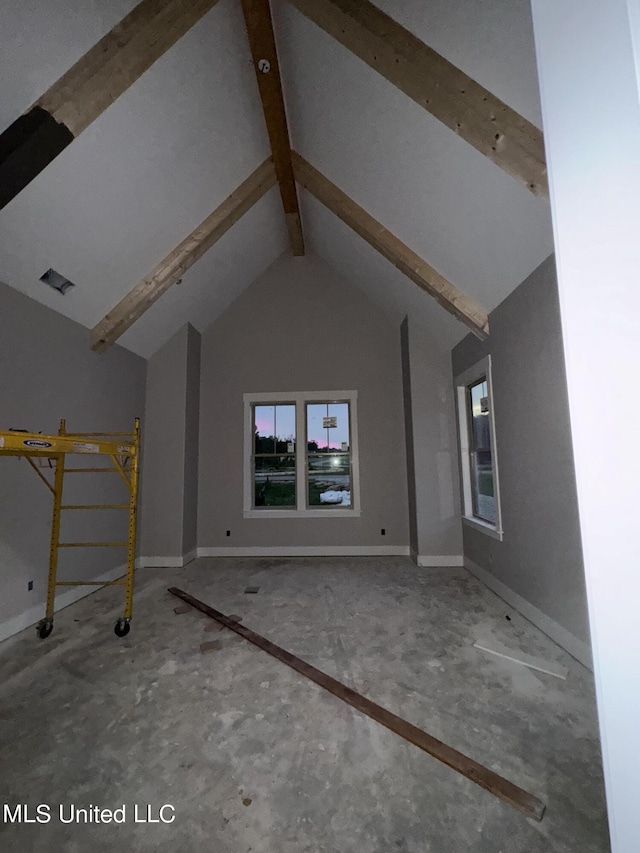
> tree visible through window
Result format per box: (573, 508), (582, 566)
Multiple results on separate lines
(253, 404), (296, 507)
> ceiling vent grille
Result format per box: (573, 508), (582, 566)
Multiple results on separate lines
(40, 268), (75, 295)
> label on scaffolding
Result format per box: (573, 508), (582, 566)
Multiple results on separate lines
(118, 445), (133, 454)
(72, 442), (99, 453)
(0, 437), (4, 447)
(23, 439), (52, 448)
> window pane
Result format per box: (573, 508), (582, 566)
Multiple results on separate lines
(275, 404), (296, 453)
(308, 454), (351, 507)
(254, 404), (296, 454)
(468, 379), (496, 523)
(307, 402), (350, 452)
(254, 456), (296, 507)
(254, 405), (275, 454)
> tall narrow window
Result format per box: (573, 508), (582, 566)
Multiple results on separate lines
(467, 378), (495, 523)
(306, 402), (352, 507)
(455, 356), (503, 540)
(252, 403), (296, 508)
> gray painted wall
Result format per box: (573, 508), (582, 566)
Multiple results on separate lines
(183, 325), (201, 556)
(451, 255), (589, 643)
(402, 317), (463, 561)
(140, 323), (200, 562)
(0, 281), (145, 634)
(198, 254), (409, 549)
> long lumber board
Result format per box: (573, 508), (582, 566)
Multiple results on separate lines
(168, 587), (545, 821)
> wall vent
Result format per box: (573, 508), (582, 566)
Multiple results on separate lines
(40, 268), (75, 294)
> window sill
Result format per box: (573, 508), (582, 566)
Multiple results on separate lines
(462, 515), (504, 541)
(243, 509), (362, 519)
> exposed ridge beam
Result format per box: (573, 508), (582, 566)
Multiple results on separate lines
(241, 0), (305, 255)
(286, 0), (548, 198)
(0, 0), (222, 210)
(91, 158), (277, 352)
(292, 152), (489, 339)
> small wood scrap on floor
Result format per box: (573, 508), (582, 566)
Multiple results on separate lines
(200, 640), (222, 654)
(244, 586), (260, 594)
(174, 604), (192, 615)
(473, 638), (569, 680)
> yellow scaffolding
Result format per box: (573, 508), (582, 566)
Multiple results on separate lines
(0, 418), (141, 639)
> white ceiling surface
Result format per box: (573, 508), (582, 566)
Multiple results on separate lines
(274, 0), (554, 321)
(0, 0), (554, 358)
(118, 187), (288, 358)
(300, 191), (463, 352)
(0, 0), (278, 357)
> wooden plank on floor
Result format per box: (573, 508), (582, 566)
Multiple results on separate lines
(168, 586), (546, 821)
(474, 639), (569, 680)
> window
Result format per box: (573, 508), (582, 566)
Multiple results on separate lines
(244, 391), (360, 518)
(454, 356), (503, 540)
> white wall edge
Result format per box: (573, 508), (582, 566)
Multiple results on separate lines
(417, 555), (464, 567)
(0, 562), (128, 645)
(197, 545), (410, 558)
(464, 556), (593, 670)
(138, 549), (197, 569)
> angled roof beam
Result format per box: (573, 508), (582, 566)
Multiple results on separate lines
(0, 0), (223, 210)
(286, 0), (548, 198)
(241, 0), (305, 255)
(91, 158), (277, 352)
(292, 152), (489, 339)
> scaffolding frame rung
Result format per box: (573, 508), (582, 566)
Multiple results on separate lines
(61, 504), (129, 510)
(56, 580), (127, 587)
(58, 541), (128, 548)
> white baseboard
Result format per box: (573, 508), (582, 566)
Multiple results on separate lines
(417, 555), (464, 567)
(197, 545), (410, 558)
(137, 548), (197, 568)
(0, 563), (128, 645)
(463, 556), (593, 670)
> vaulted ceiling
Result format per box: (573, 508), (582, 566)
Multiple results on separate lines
(0, 0), (553, 358)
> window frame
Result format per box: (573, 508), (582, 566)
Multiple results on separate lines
(454, 356), (503, 541)
(243, 390), (361, 518)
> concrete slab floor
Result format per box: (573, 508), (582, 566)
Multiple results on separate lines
(0, 557), (609, 852)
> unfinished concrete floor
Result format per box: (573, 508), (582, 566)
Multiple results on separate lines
(0, 557), (609, 852)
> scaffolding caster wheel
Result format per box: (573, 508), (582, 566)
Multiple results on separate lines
(37, 620), (53, 640)
(114, 619), (130, 638)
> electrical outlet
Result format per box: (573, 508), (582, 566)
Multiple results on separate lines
(28, 581), (33, 591)
(381, 528), (386, 536)
(226, 530), (231, 537)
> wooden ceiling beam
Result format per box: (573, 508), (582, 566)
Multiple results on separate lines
(286, 0), (548, 198)
(91, 158), (277, 352)
(292, 152), (489, 339)
(0, 0), (223, 210)
(241, 0), (305, 255)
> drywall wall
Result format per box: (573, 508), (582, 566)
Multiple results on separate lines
(139, 323), (200, 565)
(532, 1), (640, 845)
(0, 281), (145, 640)
(401, 316), (463, 564)
(183, 325), (201, 557)
(451, 255), (589, 652)
(198, 253), (410, 551)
